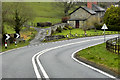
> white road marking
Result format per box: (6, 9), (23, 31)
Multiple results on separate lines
(32, 54), (41, 78)
(71, 43), (116, 79)
(32, 36), (117, 79)
(0, 46), (27, 55)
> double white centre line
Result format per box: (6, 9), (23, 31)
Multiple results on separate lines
(32, 37), (116, 79)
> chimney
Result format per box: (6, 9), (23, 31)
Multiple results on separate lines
(93, 2), (97, 5)
(87, 2), (92, 9)
(87, 2), (97, 9)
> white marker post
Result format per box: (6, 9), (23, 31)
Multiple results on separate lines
(5, 41), (7, 49)
(101, 24), (108, 42)
(5, 34), (10, 49)
(14, 33), (20, 46)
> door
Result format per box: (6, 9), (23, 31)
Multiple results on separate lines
(75, 20), (79, 28)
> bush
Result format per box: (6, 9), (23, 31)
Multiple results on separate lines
(56, 27), (62, 33)
(107, 25), (120, 31)
(94, 23), (103, 30)
(65, 24), (69, 28)
(37, 22), (52, 27)
(62, 17), (70, 23)
(68, 26), (73, 30)
(51, 30), (55, 35)
(63, 27), (68, 30)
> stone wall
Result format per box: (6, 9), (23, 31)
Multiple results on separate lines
(51, 23), (66, 32)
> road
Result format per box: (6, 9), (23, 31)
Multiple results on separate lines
(1, 35), (118, 79)
(30, 27), (51, 45)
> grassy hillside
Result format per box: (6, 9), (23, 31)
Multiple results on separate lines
(27, 2), (64, 25)
(27, 2), (64, 18)
(4, 2), (64, 34)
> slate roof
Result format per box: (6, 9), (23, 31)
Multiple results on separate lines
(69, 6), (96, 15)
(92, 4), (105, 12)
(68, 18), (87, 21)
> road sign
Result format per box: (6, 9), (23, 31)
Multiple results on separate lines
(5, 34), (10, 40)
(14, 33), (20, 38)
(101, 24), (108, 29)
(101, 24), (108, 42)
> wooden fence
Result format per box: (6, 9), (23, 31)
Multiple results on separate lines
(106, 37), (120, 54)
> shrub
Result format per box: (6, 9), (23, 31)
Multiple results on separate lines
(51, 30), (55, 35)
(63, 27), (68, 30)
(62, 17), (70, 23)
(56, 27), (62, 33)
(107, 25), (120, 31)
(65, 24), (69, 28)
(37, 22), (52, 27)
(94, 23), (103, 30)
(68, 26), (73, 30)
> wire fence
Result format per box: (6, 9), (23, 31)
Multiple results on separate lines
(106, 37), (120, 54)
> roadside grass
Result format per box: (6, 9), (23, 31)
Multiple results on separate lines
(2, 41), (29, 52)
(77, 43), (119, 74)
(42, 38), (69, 43)
(2, 27), (37, 52)
(53, 29), (117, 37)
(20, 27), (37, 41)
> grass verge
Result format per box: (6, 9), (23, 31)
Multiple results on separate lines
(76, 43), (119, 75)
(2, 27), (37, 52)
(2, 41), (29, 52)
(53, 29), (117, 37)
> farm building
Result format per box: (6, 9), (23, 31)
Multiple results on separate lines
(67, 2), (105, 28)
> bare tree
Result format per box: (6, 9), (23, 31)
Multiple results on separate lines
(2, 2), (35, 34)
(53, 1), (78, 16)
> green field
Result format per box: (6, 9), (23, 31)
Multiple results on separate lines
(33, 17), (61, 25)
(27, 2), (64, 18)
(4, 2), (64, 34)
(77, 43), (119, 74)
(27, 2), (64, 26)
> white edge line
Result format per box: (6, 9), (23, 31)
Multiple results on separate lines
(32, 36), (117, 79)
(0, 46), (27, 55)
(71, 43), (116, 79)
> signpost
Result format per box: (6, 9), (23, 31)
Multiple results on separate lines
(101, 24), (108, 42)
(14, 33), (20, 39)
(5, 34), (10, 40)
(4, 34), (10, 49)
(14, 33), (20, 46)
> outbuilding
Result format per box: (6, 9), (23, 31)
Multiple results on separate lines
(68, 6), (96, 28)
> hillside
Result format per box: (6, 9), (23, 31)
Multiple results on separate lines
(27, 2), (64, 25)
(3, 2), (64, 34)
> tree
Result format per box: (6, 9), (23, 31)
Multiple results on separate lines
(53, 1), (78, 16)
(2, 2), (35, 34)
(2, 2), (12, 35)
(103, 5), (120, 31)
